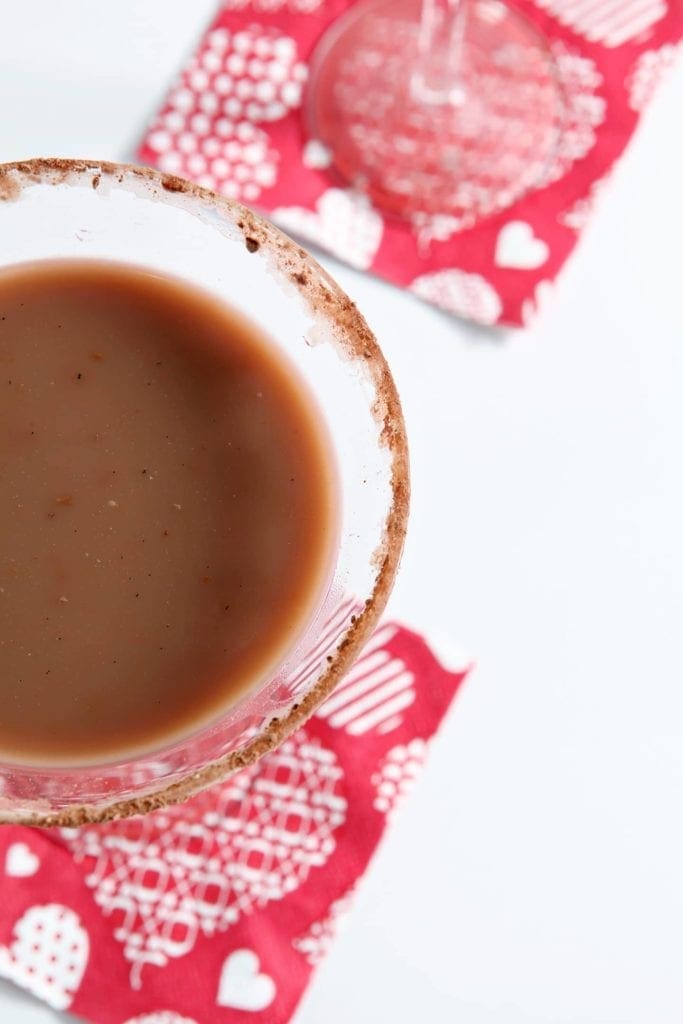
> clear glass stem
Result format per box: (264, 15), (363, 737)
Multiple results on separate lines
(411, 0), (468, 105)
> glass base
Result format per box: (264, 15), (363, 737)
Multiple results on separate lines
(306, 0), (564, 222)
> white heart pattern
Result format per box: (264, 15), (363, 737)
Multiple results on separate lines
(145, 24), (307, 203)
(533, 0), (667, 48)
(5, 842), (40, 878)
(62, 730), (346, 988)
(495, 221), (549, 270)
(410, 268), (502, 325)
(0, 904), (89, 1010)
(218, 949), (276, 1011)
(273, 189), (383, 270)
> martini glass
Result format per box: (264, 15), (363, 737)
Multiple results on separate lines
(0, 158), (408, 826)
(306, 0), (564, 225)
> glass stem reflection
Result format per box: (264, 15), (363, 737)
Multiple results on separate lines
(411, 0), (468, 105)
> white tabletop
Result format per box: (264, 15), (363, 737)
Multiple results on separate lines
(1, 3), (682, 1022)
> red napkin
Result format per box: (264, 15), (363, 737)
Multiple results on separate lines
(138, 0), (682, 327)
(0, 623), (469, 1024)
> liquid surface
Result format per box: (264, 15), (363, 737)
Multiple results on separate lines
(0, 259), (336, 764)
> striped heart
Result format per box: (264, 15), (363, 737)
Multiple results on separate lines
(533, 0), (667, 48)
(316, 624), (415, 736)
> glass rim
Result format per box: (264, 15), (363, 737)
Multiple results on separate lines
(0, 157), (410, 826)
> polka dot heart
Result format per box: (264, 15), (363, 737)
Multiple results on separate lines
(0, 904), (89, 1011)
(152, 119), (278, 202)
(139, 2), (683, 326)
(144, 24), (307, 202)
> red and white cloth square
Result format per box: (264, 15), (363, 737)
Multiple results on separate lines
(138, 0), (683, 326)
(0, 623), (470, 1023)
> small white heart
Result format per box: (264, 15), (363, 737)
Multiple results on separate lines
(495, 220), (549, 270)
(5, 842), (39, 878)
(302, 139), (333, 170)
(217, 948), (276, 1012)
